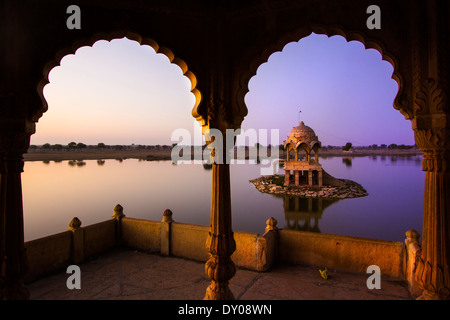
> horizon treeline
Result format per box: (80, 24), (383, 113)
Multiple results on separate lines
(28, 142), (174, 151)
(28, 142), (418, 151)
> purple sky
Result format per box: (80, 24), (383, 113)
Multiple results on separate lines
(242, 33), (413, 147)
(34, 33), (415, 147)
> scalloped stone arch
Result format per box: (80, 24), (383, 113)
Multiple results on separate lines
(311, 142), (321, 152)
(34, 30), (202, 124)
(236, 25), (409, 129)
(285, 142), (295, 152)
(295, 142), (311, 154)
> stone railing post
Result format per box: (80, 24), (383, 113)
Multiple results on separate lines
(405, 229), (422, 298)
(256, 217), (278, 272)
(160, 209), (173, 256)
(68, 217), (84, 265)
(112, 204), (125, 245)
(265, 217), (278, 234)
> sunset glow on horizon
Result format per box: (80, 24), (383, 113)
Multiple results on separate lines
(33, 33), (415, 148)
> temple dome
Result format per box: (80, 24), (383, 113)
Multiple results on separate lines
(288, 121), (317, 141)
(284, 121), (321, 151)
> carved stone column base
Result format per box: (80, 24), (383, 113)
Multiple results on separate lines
(417, 289), (449, 300)
(204, 281), (235, 300)
(0, 281), (30, 300)
(204, 255), (236, 300)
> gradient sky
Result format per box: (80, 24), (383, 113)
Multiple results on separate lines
(33, 33), (415, 147)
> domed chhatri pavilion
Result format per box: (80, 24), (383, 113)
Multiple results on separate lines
(283, 121), (323, 187)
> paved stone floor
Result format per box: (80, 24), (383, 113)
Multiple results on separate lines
(26, 248), (412, 301)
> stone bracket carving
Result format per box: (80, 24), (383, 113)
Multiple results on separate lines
(415, 78), (447, 115)
(414, 128), (450, 151)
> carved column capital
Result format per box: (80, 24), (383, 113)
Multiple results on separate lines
(414, 127), (450, 151)
(0, 128), (31, 173)
(414, 127), (450, 172)
(0, 152), (25, 175)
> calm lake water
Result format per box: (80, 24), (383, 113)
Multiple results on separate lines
(22, 155), (424, 242)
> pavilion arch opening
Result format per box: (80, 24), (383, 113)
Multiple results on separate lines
(287, 147), (295, 161)
(22, 36), (210, 241)
(35, 32), (202, 124)
(237, 32), (424, 242)
(298, 145), (309, 162)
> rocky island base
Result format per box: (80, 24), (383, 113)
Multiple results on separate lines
(250, 171), (368, 199)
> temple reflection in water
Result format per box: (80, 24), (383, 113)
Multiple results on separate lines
(283, 196), (340, 232)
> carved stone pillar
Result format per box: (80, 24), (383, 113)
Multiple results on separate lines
(201, 99), (237, 299)
(0, 132), (30, 299)
(413, 126), (450, 300)
(318, 170), (323, 187)
(294, 170), (299, 186)
(284, 170), (290, 186)
(403, 0), (450, 299)
(204, 161), (236, 300)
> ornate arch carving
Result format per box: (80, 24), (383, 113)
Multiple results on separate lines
(33, 30), (202, 125)
(236, 24), (411, 128)
(295, 142), (311, 154)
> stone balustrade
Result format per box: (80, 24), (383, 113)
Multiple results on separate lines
(24, 204), (420, 296)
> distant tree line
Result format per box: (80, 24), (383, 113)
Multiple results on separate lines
(342, 142), (353, 151)
(28, 142), (418, 151)
(276, 143), (417, 151)
(28, 142), (174, 151)
(348, 143), (417, 150)
(321, 143), (417, 150)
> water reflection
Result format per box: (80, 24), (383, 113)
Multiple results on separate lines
(203, 163), (212, 170)
(342, 157), (352, 167)
(68, 160), (86, 167)
(22, 155), (424, 242)
(283, 196), (341, 232)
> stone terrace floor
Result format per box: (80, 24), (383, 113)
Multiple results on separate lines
(27, 247), (412, 301)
